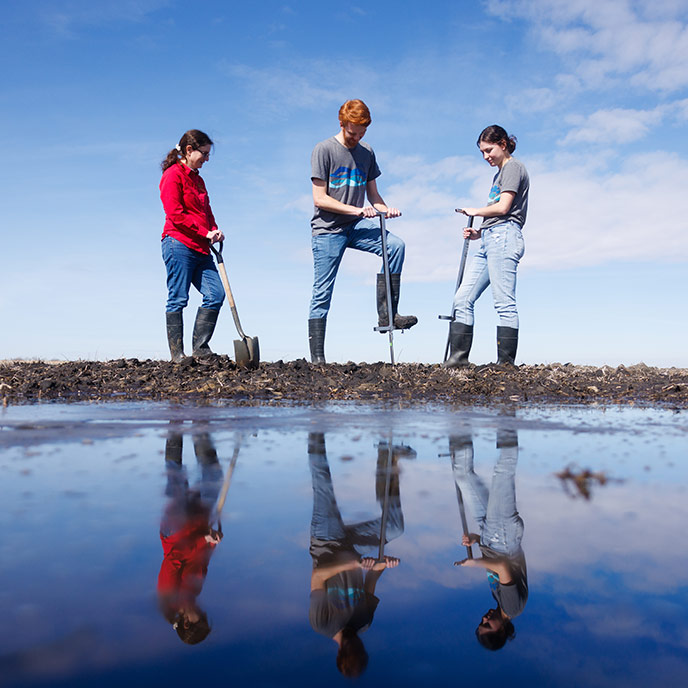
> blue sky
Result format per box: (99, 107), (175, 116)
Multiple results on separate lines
(2, 0), (687, 366)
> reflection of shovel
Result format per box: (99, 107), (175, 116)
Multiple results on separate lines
(210, 242), (260, 369)
(443, 443), (474, 559)
(212, 440), (241, 534)
(377, 439), (394, 563)
(438, 213), (475, 362)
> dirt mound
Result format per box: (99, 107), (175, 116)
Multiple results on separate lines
(1, 358), (686, 407)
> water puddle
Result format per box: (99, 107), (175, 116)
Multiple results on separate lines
(1, 402), (687, 686)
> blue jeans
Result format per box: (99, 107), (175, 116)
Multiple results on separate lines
(308, 441), (404, 558)
(452, 221), (525, 328)
(161, 236), (224, 313)
(309, 218), (406, 320)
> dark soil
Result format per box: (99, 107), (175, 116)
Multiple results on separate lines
(1, 358), (687, 408)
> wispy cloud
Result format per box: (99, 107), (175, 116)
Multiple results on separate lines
(38, 0), (169, 36)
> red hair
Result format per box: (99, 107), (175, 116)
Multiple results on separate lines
(338, 99), (371, 127)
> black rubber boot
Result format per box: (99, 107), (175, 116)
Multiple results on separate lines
(376, 273), (418, 330)
(166, 311), (185, 362)
(308, 318), (326, 364)
(497, 326), (518, 365)
(442, 322), (473, 368)
(192, 308), (219, 357)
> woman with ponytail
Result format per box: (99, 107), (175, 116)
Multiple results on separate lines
(160, 130), (225, 361)
(444, 125), (529, 367)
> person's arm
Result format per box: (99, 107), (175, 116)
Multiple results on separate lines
(460, 191), (516, 220)
(365, 179), (401, 218)
(310, 559), (361, 592)
(454, 556), (513, 584)
(312, 178), (368, 217)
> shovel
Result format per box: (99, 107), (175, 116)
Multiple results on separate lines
(438, 211), (475, 362)
(372, 210), (396, 365)
(209, 242), (260, 369)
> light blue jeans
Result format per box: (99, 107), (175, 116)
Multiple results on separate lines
(452, 221), (525, 328)
(309, 219), (406, 320)
(450, 430), (523, 557)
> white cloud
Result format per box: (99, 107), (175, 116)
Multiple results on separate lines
(563, 106), (667, 144)
(486, 0), (688, 92)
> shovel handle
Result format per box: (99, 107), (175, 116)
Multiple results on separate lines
(210, 242), (247, 339)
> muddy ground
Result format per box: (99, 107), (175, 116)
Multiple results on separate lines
(1, 358), (687, 408)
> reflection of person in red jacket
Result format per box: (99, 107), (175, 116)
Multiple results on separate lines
(158, 429), (223, 644)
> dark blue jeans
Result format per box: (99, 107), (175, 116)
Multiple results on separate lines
(309, 218), (406, 320)
(162, 236), (224, 313)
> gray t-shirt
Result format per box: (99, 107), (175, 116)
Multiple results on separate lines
(310, 136), (381, 235)
(480, 158), (529, 230)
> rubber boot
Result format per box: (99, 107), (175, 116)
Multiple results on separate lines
(308, 318), (326, 364)
(166, 311), (185, 362)
(376, 273), (418, 330)
(442, 322), (473, 368)
(192, 308), (219, 357)
(497, 326), (518, 365)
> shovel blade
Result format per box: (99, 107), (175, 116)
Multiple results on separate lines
(234, 336), (260, 370)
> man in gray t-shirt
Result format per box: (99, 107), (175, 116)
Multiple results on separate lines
(307, 99), (417, 364)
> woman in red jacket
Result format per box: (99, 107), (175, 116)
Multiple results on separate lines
(160, 130), (225, 361)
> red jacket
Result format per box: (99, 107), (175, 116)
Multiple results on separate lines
(157, 517), (216, 608)
(160, 163), (218, 255)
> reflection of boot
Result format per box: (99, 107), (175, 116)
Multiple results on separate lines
(192, 308), (219, 357)
(497, 428), (518, 449)
(497, 326), (518, 365)
(193, 432), (219, 465)
(165, 432), (183, 464)
(166, 312), (185, 362)
(308, 319), (326, 364)
(376, 274), (418, 330)
(308, 432), (326, 455)
(442, 322), (473, 368)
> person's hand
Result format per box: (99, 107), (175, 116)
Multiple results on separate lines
(385, 207), (402, 219)
(206, 229), (225, 243)
(463, 227), (481, 240)
(361, 555), (400, 571)
(205, 529), (222, 545)
(454, 557), (479, 567)
(462, 534), (480, 546)
(359, 206), (379, 218)
(457, 207), (479, 217)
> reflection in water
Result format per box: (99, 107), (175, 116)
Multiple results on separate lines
(157, 427), (229, 645)
(308, 433), (414, 677)
(451, 426), (528, 651)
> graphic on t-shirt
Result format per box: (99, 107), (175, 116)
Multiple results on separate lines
(330, 166), (366, 189)
(328, 586), (364, 609)
(488, 184), (501, 203)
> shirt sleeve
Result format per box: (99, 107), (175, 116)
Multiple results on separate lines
(311, 142), (330, 182)
(499, 163), (522, 195)
(160, 169), (201, 235)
